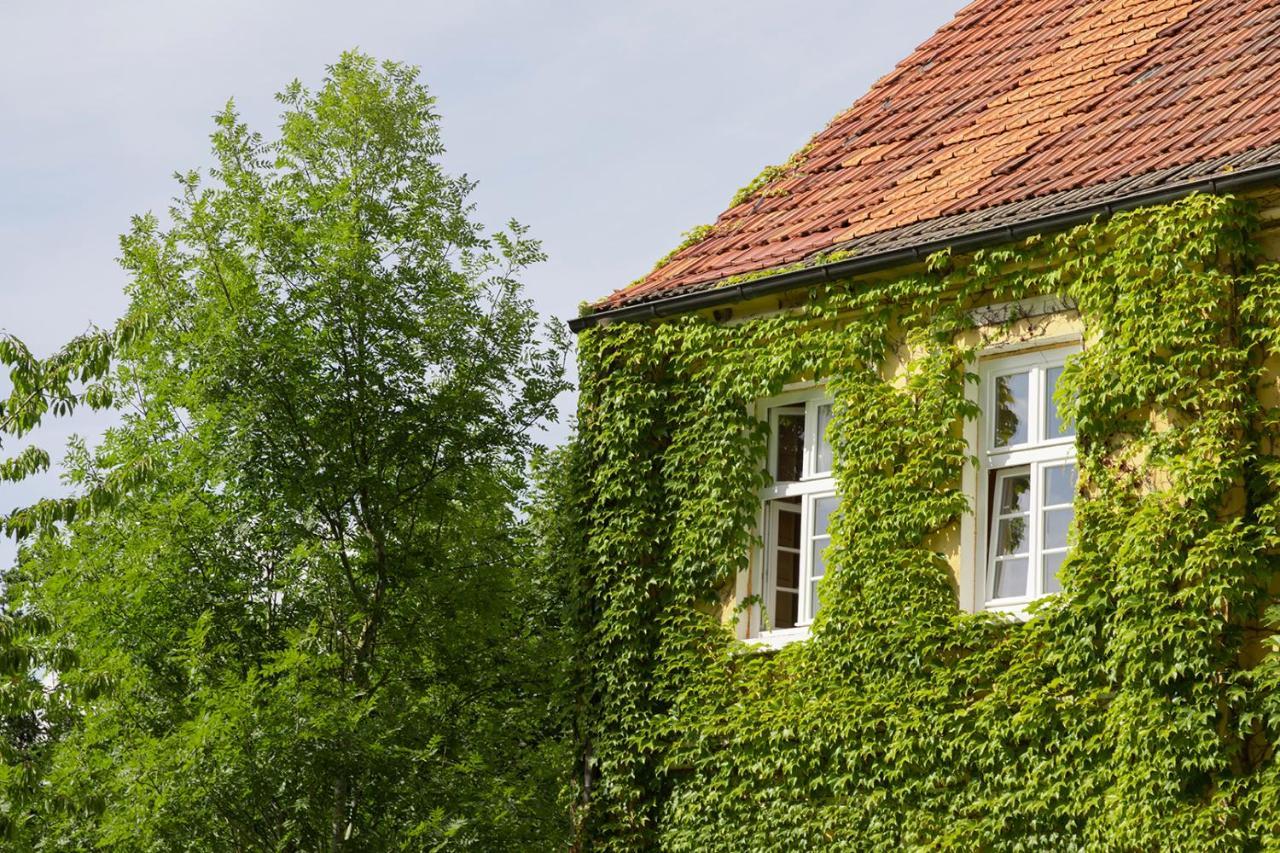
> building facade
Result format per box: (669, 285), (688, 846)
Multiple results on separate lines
(568, 0), (1280, 847)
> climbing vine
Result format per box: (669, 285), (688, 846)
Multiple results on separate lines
(568, 193), (1280, 849)
(729, 143), (814, 208)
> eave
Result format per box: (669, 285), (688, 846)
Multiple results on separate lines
(570, 148), (1280, 333)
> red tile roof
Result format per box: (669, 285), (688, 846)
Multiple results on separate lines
(599, 0), (1280, 311)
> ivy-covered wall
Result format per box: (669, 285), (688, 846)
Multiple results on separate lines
(571, 194), (1280, 850)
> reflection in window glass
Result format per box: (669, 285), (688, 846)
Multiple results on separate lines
(1039, 461), (1075, 595)
(993, 558), (1029, 599)
(813, 495), (838, 536)
(1043, 509), (1072, 549)
(990, 471), (1032, 600)
(808, 494), (839, 620)
(815, 404), (834, 473)
(1044, 463), (1077, 506)
(994, 372), (1030, 447)
(1043, 551), (1066, 594)
(998, 474), (1031, 513)
(997, 517), (1028, 555)
(1044, 365), (1075, 439)
(809, 543), (827, 581)
(807, 556), (823, 618)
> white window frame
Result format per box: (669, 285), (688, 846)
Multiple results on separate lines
(740, 386), (838, 647)
(975, 346), (1079, 614)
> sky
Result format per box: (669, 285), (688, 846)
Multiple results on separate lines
(0, 0), (959, 567)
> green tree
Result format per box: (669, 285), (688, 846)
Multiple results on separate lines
(0, 52), (571, 850)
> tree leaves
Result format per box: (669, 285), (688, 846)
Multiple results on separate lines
(0, 51), (572, 850)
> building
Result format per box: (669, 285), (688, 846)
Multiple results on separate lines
(567, 0), (1280, 847)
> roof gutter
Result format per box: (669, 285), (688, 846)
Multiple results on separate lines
(568, 161), (1280, 332)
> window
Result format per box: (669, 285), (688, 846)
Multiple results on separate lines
(979, 348), (1078, 611)
(753, 389), (840, 641)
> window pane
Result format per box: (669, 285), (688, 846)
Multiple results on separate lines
(996, 517), (1028, 556)
(809, 579), (821, 621)
(992, 557), (1029, 599)
(998, 473), (1031, 514)
(815, 404), (834, 473)
(1043, 507), (1073, 549)
(1045, 365), (1075, 439)
(810, 539), (828, 579)
(774, 590), (798, 629)
(777, 507), (801, 549)
(774, 410), (804, 481)
(1043, 551), (1066, 594)
(776, 550), (799, 588)
(1044, 463), (1077, 507)
(993, 372), (1030, 447)
(813, 495), (839, 537)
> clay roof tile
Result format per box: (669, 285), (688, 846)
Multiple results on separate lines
(598, 0), (1280, 309)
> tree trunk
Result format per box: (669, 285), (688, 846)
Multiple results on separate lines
(331, 774), (349, 852)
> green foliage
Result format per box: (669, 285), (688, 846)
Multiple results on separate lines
(0, 52), (571, 850)
(649, 224), (715, 275)
(570, 193), (1280, 848)
(729, 144), (814, 209)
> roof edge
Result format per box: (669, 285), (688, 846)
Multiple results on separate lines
(569, 161), (1280, 333)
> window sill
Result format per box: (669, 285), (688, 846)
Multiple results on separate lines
(982, 595), (1060, 620)
(747, 627), (811, 650)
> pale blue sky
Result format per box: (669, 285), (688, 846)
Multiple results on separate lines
(0, 0), (959, 566)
